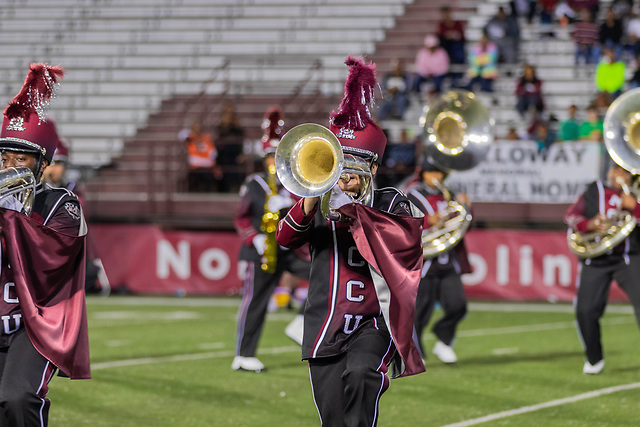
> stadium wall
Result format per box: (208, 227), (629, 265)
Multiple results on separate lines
(93, 224), (630, 302)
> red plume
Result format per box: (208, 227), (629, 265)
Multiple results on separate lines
(330, 56), (377, 131)
(4, 63), (64, 122)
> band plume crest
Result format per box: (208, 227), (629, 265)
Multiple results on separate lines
(330, 55), (377, 131)
(4, 63), (64, 123)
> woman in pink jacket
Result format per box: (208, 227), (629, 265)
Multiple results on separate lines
(414, 34), (450, 95)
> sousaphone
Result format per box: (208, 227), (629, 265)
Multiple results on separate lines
(568, 87), (640, 258)
(418, 90), (494, 258)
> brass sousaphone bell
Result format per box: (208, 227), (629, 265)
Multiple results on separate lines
(418, 90), (494, 258)
(568, 87), (640, 258)
(274, 123), (373, 219)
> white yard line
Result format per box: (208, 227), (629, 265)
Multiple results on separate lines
(86, 297), (635, 314)
(442, 382), (640, 427)
(455, 316), (633, 338)
(91, 345), (300, 370)
(90, 317), (636, 371)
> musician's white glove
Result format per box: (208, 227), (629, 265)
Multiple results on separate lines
(0, 195), (24, 213)
(267, 194), (293, 213)
(252, 234), (268, 256)
(328, 185), (355, 211)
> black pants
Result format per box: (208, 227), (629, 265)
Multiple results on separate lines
(308, 327), (393, 427)
(235, 250), (310, 357)
(0, 329), (56, 427)
(414, 263), (467, 356)
(576, 256), (640, 365)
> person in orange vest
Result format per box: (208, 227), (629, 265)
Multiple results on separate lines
(183, 120), (219, 192)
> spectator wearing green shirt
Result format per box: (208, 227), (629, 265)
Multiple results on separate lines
(595, 48), (625, 99)
(559, 104), (581, 141)
(579, 105), (604, 141)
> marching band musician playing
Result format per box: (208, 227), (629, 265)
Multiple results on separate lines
(406, 157), (472, 364)
(565, 161), (640, 374)
(232, 106), (311, 373)
(276, 56), (425, 426)
(0, 64), (90, 426)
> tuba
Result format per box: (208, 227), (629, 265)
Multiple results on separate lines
(275, 123), (372, 220)
(0, 167), (36, 216)
(568, 87), (640, 258)
(418, 90), (493, 259)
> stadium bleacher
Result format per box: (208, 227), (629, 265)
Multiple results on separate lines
(0, 0), (614, 227)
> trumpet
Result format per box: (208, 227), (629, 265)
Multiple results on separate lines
(0, 167), (36, 216)
(275, 123), (372, 220)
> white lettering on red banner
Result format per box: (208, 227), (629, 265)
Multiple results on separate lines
(91, 225), (629, 302)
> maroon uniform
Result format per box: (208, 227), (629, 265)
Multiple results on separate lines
(407, 182), (470, 358)
(277, 188), (424, 425)
(565, 180), (640, 370)
(0, 184), (83, 348)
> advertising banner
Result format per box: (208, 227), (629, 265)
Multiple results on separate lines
(91, 225), (629, 302)
(445, 141), (602, 203)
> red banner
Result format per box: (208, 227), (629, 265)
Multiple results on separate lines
(91, 225), (629, 302)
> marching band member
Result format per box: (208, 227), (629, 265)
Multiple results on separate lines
(232, 107), (310, 372)
(565, 161), (640, 374)
(0, 64), (90, 426)
(406, 158), (472, 364)
(276, 56), (424, 426)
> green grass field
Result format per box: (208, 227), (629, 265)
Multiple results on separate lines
(48, 297), (640, 426)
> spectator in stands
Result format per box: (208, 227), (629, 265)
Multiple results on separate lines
(533, 119), (557, 152)
(629, 61), (640, 89)
(414, 35), (450, 98)
(599, 7), (624, 61)
(555, 1), (577, 26)
(182, 120), (219, 192)
(626, 8), (640, 58)
(568, 0), (599, 17)
(594, 92), (612, 118)
(466, 34), (498, 93)
(217, 103), (246, 193)
(579, 104), (604, 141)
(573, 9), (600, 70)
(559, 104), (581, 141)
(505, 126), (520, 140)
(595, 48), (625, 99)
(515, 64), (545, 118)
(539, 0), (558, 38)
(379, 58), (412, 121)
(437, 6), (466, 63)
(379, 128), (417, 187)
(484, 6), (520, 66)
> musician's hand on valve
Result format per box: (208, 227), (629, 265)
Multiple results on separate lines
(587, 214), (609, 232)
(328, 185), (354, 211)
(252, 234), (268, 256)
(621, 193), (637, 211)
(0, 195), (23, 213)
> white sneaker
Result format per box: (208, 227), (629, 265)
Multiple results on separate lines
(285, 314), (304, 346)
(583, 359), (604, 375)
(231, 356), (265, 373)
(433, 341), (457, 364)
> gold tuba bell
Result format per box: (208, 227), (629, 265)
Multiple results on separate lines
(568, 87), (640, 258)
(275, 123), (372, 220)
(418, 90), (493, 259)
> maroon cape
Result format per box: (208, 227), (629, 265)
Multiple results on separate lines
(339, 203), (425, 378)
(0, 209), (90, 379)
